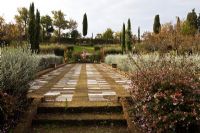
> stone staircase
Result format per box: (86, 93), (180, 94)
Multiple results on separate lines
(31, 101), (129, 133)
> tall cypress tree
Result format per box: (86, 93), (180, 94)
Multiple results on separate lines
(35, 10), (40, 53)
(126, 19), (132, 52)
(176, 17), (181, 32)
(138, 27), (140, 43)
(198, 13), (200, 33)
(28, 3), (35, 52)
(82, 13), (88, 37)
(187, 9), (198, 30)
(122, 23), (126, 54)
(153, 14), (161, 34)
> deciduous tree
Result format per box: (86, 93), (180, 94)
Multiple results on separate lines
(41, 15), (53, 41)
(102, 28), (113, 40)
(15, 7), (28, 39)
(52, 10), (68, 42)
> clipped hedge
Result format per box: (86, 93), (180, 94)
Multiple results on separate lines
(103, 46), (122, 55)
(40, 44), (67, 56)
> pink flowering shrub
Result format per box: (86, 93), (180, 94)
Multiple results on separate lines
(129, 55), (200, 133)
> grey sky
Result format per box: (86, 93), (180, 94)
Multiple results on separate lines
(0, 0), (200, 37)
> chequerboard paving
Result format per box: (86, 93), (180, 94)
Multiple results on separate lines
(28, 64), (130, 102)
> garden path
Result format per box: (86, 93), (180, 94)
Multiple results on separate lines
(28, 64), (131, 102)
(28, 64), (131, 133)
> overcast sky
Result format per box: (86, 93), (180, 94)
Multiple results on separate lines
(0, 0), (200, 37)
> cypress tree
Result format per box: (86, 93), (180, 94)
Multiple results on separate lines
(82, 13), (88, 37)
(187, 9), (198, 30)
(198, 13), (200, 33)
(126, 19), (132, 52)
(122, 23), (126, 54)
(138, 27), (140, 43)
(35, 10), (40, 53)
(176, 17), (181, 32)
(28, 3), (35, 52)
(153, 14), (161, 34)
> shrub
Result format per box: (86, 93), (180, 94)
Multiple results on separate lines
(0, 47), (39, 132)
(1, 47), (39, 96)
(0, 91), (16, 131)
(72, 52), (82, 62)
(37, 54), (64, 71)
(87, 52), (101, 63)
(54, 48), (64, 57)
(129, 54), (200, 133)
(105, 54), (130, 71)
(67, 46), (74, 52)
(94, 46), (101, 51)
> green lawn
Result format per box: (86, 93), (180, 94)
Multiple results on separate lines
(73, 45), (94, 53)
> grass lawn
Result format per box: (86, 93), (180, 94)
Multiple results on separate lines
(73, 45), (94, 53)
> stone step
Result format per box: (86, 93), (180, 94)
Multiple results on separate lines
(32, 113), (127, 126)
(31, 125), (129, 133)
(38, 101), (123, 113)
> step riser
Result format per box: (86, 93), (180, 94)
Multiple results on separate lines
(32, 119), (127, 126)
(37, 107), (123, 114)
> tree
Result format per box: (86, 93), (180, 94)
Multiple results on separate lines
(28, 2), (35, 52)
(176, 17), (181, 33)
(126, 19), (132, 52)
(14, 7), (28, 39)
(95, 33), (102, 39)
(138, 27), (141, 43)
(52, 10), (68, 42)
(197, 13), (200, 33)
(187, 9), (198, 35)
(121, 23), (126, 54)
(68, 19), (78, 31)
(35, 10), (40, 53)
(153, 14), (161, 34)
(41, 15), (53, 41)
(102, 28), (113, 40)
(82, 13), (88, 37)
(71, 29), (80, 39)
(71, 29), (80, 44)
(113, 31), (121, 41)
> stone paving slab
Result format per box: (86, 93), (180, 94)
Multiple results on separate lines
(28, 63), (130, 102)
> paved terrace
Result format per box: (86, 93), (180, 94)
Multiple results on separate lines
(28, 64), (131, 102)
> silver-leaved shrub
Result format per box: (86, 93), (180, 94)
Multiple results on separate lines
(0, 47), (39, 96)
